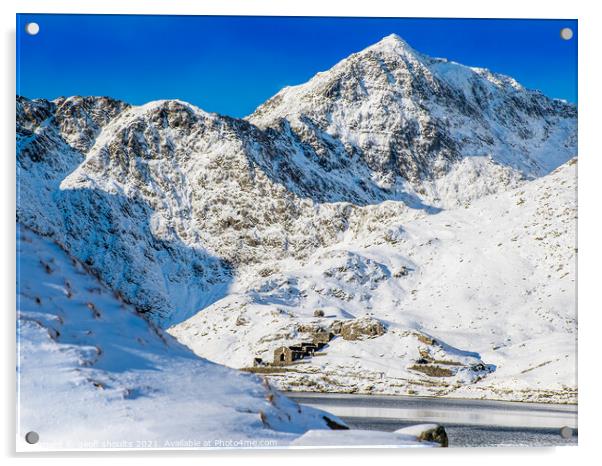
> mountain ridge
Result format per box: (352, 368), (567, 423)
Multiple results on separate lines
(17, 35), (577, 332)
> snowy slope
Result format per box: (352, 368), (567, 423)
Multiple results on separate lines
(16, 225), (349, 450)
(170, 159), (577, 403)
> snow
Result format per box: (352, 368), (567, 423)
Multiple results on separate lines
(16, 226), (352, 450)
(170, 159), (576, 402)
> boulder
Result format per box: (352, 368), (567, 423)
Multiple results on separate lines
(395, 424), (449, 447)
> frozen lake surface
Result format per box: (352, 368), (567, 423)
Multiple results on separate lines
(287, 392), (577, 447)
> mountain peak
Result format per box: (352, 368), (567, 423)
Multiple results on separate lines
(248, 32), (576, 189)
(365, 33), (420, 57)
(375, 33), (408, 46)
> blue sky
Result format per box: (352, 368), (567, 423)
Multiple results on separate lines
(16, 15), (577, 118)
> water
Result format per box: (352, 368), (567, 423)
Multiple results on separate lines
(287, 392), (578, 447)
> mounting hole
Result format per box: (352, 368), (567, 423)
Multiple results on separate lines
(560, 27), (573, 40)
(25, 22), (40, 36)
(25, 431), (39, 444)
(559, 426), (573, 439)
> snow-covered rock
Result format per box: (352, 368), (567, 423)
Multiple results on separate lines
(395, 424), (449, 447)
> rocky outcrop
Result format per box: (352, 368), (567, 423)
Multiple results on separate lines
(339, 317), (387, 341)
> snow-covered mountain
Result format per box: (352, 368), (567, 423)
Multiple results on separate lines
(249, 34), (576, 206)
(17, 35), (577, 403)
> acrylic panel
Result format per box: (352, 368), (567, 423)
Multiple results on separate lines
(16, 14), (577, 450)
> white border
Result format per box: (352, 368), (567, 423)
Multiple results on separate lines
(7, 0), (583, 18)
(3, 1), (601, 465)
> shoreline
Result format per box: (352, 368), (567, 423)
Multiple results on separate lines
(283, 390), (578, 407)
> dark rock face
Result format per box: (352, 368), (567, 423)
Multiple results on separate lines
(17, 96), (129, 165)
(53, 96), (131, 152)
(17, 96), (54, 136)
